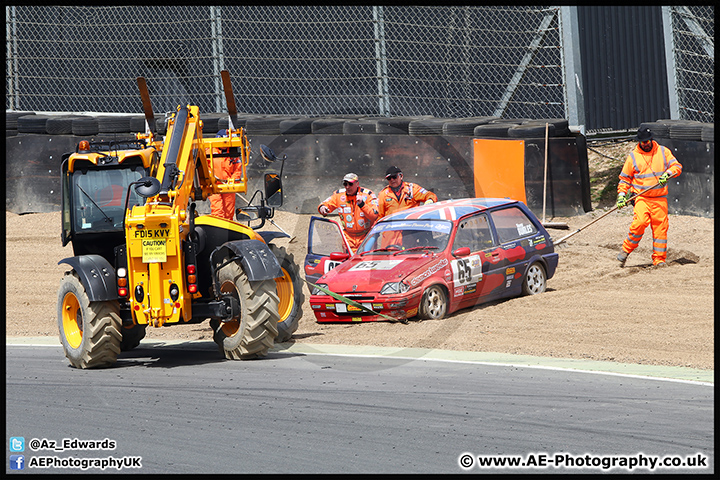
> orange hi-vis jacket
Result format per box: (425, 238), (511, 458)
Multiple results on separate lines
(318, 187), (379, 251)
(377, 182), (438, 219)
(209, 146), (244, 219)
(618, 141), (682, 198)
(617, 140), (682, 265)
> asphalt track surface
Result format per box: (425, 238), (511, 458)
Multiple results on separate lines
(6, 339), (714, 474)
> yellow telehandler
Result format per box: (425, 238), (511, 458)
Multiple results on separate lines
(57, 71), (303, 368)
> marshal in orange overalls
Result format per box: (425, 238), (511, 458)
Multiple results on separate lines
(618, 140), (682, 265)
(318, 187), (379, 252)
(377, 181), (437, 219)
(209, 146), (244, 219)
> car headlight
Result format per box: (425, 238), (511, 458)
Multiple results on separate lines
(312, 283), (329, 296)
(380, 281), (410, 295)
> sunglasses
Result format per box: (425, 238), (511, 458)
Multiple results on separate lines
(386, 174), (400, 180)
(343, 181), (357, 187)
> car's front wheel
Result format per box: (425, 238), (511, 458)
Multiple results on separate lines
(419, 285), (448, 320)
(522, 262), (547, 295)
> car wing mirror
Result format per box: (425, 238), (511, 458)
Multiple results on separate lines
(330, 252), (350, 262)
(452, 247), (471, 257)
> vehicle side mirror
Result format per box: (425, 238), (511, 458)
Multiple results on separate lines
(452, 247), (471, 257)
(265, 173), (283, 208)
(235, 209), (256, 222)
(330, 252), (350, 262)
(134, 176), (161, 198)
(259, 144), (277, 162)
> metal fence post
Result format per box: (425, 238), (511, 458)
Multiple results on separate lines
(661, 6), (680, 119)
(211, 6), (225, 113)
(6, 6), (19, 110)
(373, 6), (390, 116)
(560, 6), (585, 134)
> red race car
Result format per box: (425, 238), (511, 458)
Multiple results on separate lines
(306, 198), (559, 322)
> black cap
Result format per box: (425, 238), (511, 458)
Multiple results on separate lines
(385, 165), (402, 178)
(636, 127), (653, 142)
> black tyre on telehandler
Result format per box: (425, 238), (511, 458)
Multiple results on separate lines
(269, 244), (305, 343)
(120, 324), (147, 351)
(210, 259), (279, 359)
(57, 272), (122, 369)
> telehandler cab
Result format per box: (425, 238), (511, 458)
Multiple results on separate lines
(57, 71), (304, 368)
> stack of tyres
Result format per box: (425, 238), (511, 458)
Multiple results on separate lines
(6, 111), (35, 136)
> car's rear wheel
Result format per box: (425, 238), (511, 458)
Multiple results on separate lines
(419, 285), (448, 320)
(522, 262), (547, 295)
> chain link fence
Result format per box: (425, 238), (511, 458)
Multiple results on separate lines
(666, 5), (714, 123)
(5, 5), (714, 124)
(6, 5), (566, 118)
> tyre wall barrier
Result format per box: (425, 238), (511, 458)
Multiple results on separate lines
(243, 131), (590, 218)
(652, 137), (714, 218)
(5, 113), (713, 219)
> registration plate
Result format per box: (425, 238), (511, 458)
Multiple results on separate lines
(335, 303), (372, 313)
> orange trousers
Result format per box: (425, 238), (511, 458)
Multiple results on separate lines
(622, 197), (669, 265)
(344, 231), (368, 253)
(210, 193), (236, 220)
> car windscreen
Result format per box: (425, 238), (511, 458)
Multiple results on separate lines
(357, 219), (453, 254)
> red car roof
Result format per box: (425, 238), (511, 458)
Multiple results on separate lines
(383, 197), (516, 222)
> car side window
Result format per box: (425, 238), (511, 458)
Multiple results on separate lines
(453, 214), (493, 253)
(309, 218), (349, 256)
(490, 206), (538, 244)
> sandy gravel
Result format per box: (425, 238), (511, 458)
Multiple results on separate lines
(5, 144), (714, 370)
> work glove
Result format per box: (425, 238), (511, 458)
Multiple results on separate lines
(424, 198), (434, 205)
(319, 205), (330, 216)
(616, 194), (627, 209)
(356, 198), (365, 209)
(658, 171), (671, 186)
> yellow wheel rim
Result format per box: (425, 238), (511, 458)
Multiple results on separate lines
(275, 267), (294, 321)
(62, 292), (83, 349)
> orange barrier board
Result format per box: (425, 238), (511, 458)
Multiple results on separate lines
(473, 138), (526, 204)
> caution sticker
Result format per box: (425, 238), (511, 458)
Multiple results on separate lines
(142, 238), (167, 263)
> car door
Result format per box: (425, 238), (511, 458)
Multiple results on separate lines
(487, 205), (541, 295)
(304, 216), (353, 288)
(449, 213), (500, 307)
